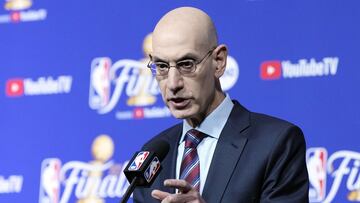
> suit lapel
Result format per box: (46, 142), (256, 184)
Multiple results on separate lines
(202, 101), (250, 202)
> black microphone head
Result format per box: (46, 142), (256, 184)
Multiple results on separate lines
(143, 139), (170, 162)
(124, 139), (170, 187)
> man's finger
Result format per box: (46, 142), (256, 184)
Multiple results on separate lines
(151, 189), (171, 200)
(164, 179), (193, 193)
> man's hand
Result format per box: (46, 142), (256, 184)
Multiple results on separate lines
(151, 179), (206, 203)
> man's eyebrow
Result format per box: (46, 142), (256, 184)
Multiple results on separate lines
(150, 53), (199, 63)
(151, 55), (167, 63)
(176, 53), (198, 62)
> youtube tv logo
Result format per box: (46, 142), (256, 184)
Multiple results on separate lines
(5, 75), (72, 98)
(260, 61), (282, 80)
(6, 79), (24, 97)
(10, 12), (21, 23)
(260, 57), (339, 80)
(133, 108), (145, 119)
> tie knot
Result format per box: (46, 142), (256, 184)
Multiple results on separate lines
(184, 129), (207, 148)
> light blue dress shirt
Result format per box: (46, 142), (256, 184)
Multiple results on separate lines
(176, 94), (234, 194)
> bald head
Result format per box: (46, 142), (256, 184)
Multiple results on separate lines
(152, 7), (218, 56)
(151, 7), (228, 125)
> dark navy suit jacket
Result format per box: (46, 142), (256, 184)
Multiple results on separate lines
(133, 101), (309, 203)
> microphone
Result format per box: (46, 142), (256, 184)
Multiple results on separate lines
(120, 140), (170, 203)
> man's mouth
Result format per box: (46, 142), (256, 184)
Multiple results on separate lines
(168, 98), (190, 109)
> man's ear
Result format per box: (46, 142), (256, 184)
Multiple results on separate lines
(213, 44), (228, 78)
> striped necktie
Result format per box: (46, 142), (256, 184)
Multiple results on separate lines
(179, 129), (207, 191)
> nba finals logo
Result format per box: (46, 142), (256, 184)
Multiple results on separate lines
(39, 135), (130, 203)
(89, 33), (239, 120)
(306, 148), (360, 203)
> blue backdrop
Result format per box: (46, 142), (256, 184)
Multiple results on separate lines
(1, 0), (359, 202)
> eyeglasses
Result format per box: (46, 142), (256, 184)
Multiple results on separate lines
(147, 48), (215, 77)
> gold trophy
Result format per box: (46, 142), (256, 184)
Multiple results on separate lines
(127, 33), (156, 106)
(348, 190), (360, 201)
(77, 134), (115, 203)
(4, 0), (32, 10)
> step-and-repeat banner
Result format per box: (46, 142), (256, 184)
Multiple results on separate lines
(1, 0), (359, 202)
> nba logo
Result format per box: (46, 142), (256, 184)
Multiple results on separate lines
(39, 158), (62, 203)
(306, 148), (327, 202)
(144, 157), (160, 183)
(89, 57), (112, 110)
(128, 151), (149, 171)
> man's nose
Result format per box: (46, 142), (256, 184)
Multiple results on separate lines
(167, 66), (184, 94)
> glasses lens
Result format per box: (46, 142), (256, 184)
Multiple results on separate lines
(153, 62), (169, 76)
(177, 60), (195, 74)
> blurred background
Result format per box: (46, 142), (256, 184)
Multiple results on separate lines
(0, 0), (359, 202)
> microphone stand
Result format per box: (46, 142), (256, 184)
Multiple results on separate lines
(120, 176), (139, 203)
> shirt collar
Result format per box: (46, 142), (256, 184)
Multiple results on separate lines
(180, 93), (234, 143)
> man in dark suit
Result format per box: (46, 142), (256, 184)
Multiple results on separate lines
(134, 6), (309, 203)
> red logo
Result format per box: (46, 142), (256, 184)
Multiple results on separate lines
(260, 61), (282, 80)
(6, 79), (24, 97)
(133, 108), (144, 119)
(10, 12), (21, 23)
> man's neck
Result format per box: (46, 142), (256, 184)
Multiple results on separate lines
(186, 91), (226, 127)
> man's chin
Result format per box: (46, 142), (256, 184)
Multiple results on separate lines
(169, 108), (193, 119)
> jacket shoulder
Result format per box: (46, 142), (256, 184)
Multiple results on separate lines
(251, 112), (298, 128)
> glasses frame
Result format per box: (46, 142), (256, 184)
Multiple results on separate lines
(147, 48), (215, 77)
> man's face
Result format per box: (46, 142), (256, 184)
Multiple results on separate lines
(152, 33), (217, 121)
